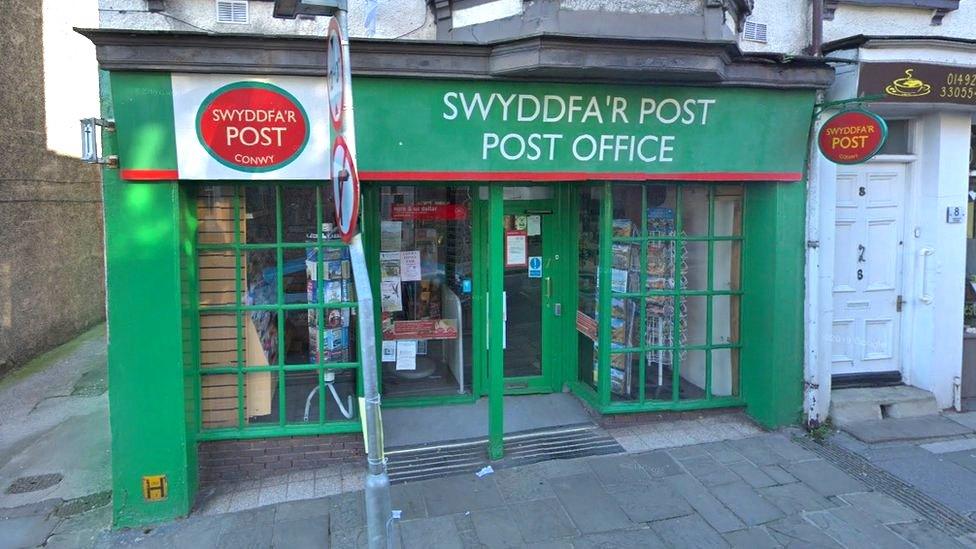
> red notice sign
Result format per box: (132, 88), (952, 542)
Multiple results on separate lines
(817, 110), (888, 165)
(390, 204), (469, 221)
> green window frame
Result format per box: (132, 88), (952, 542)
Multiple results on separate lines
(193, 183), (362, 440)
(584, 182), (746, 413)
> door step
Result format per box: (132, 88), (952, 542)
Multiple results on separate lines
(385, 426), (623, 484)
(829, 385), (940, 427)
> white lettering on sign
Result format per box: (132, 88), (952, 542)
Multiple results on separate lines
(442, 91), (716, 165)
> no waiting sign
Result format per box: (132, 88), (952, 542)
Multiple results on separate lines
(327, 17), (344, 131)
(332, 136), (359, 243)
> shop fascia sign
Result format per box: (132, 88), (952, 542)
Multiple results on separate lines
(859, 62), (976, 106)
(817, 109), (887, 165)
(172, 74), (330, 180)
(353, 79), (815, 182)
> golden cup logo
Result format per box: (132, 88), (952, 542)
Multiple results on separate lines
(885, 69), (932, 97)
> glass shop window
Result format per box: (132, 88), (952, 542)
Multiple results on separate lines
(585, 183), (743, 405)
(577, 185), (601, 390)
(196, 184), (360, 431)
(378, 186), (474, 398)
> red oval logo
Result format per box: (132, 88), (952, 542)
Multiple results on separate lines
(196, 82), (310, 172)
(818, 110), (887, 165)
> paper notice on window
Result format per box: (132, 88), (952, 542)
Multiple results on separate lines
(399, 250), (422, 282)
(611, 268), (629, 293)
(380, 278), (402, 312)
(526, 215), (541, 236)
(395, 340), (418, 371)
(380, 221), (402, 251)
(505, 231), (527, 267)
(381, 340), (397, 362)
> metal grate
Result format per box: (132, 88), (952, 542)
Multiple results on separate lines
(386, 426), (623, 484)
(743, 19), (768, 43)
(5, 473), (63, 494)
(216, 0), (248, 24)
(795, 436), (976, 538)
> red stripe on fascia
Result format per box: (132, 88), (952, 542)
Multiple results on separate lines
(358, 171), (803, 182)
(121, 169), (179, 181)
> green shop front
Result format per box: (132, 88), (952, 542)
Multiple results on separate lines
(82, 30), (831, 526)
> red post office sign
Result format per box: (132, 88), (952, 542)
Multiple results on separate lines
(817, 110), (888, 165)
(196, 82), (310, 172)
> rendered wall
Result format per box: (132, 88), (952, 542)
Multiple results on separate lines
(98, 0), (435, 39)
(0, 0), (105, 373)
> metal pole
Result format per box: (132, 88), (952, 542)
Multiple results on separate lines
(335, 8), (392, 549)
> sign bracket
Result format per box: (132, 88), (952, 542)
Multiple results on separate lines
(814, 94), (886, 116)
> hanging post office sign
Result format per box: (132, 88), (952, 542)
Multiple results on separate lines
(817, 110), (887, 165)
(172, 74), (330, 180)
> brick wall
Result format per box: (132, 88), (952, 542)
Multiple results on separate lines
(198, 434), (366, 484)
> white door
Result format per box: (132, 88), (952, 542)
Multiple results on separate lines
(831, 162), (907, 376)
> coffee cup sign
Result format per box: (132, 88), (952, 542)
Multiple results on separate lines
(196, 82), (310, 172)
(817, 110), (887, 165)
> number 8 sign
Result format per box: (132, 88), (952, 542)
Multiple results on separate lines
(332, 136), (359, 243)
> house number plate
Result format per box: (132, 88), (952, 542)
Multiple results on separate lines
(947, 206), (965, 224)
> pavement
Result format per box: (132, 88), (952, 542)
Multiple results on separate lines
(6, 328), (976, 547)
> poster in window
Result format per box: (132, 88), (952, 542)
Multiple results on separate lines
(395, 340), (417, 371)
(380, 221), (402, 251)
(399, 250), (422, 282)
(505, 230), (528, 268)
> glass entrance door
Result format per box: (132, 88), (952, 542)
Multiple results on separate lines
(495, 189), (559, 393)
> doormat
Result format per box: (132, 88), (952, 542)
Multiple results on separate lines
(5, 473), (63, 494)
(386, 426), (623, 484)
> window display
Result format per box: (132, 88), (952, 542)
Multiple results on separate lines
(196, 185), (359, 431)
(378, 186), (474, 398)
(581, 183), (743, 405)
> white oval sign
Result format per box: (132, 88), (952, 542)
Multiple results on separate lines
(331, 136), (359, 243)
(327, 18), (344, 131)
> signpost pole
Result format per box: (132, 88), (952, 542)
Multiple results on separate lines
(334, 9), (392, 549)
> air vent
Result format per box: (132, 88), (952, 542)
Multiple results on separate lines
(216, 0), (248, 24)
(743, 19), (768, 43)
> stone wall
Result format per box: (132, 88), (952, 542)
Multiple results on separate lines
(0, 0), (105, 372)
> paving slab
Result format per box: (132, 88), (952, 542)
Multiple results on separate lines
(607, 480), (693, 523)
(697, 441), (748, 465)
(215, 523), (273, 549)
(492, 466), (555, 502)
(842, 416), (973, 443)
(548, 473), (633, 534)
(389, 482), (427, 521)
(759, 465), (797, 485)
(633, 450), (684, 479)
(765, 515), (843, 548)
(574, 527), (666, 549)
(678, 455), (741, 487)
(663, 474), (744, 533)
(587, 455), (652, 486)
(271, 517), (329, 548)
(398, 515), (463, 549)
(871, 450), (976, 514)
(726, 437), (789, 466)
(723, 526), (780, 548)
(947, 412), (976, 431)
(508, 497), (578, 543)
(470, 506), (523, 548)
(0, 513), (60, 549)
(710, 481), (785, 526)
(887, 520), (969, 549)
(920, 438), (976, 454)
(837, 491), (920, 524)
(780, 459), (866, 497)
(650, 514), (729, 549)
(758, 482), (836, 515)
(942, 449), (976, 475)
(726, 461), (778, 489)
(420, 474), (505, 517)
(804, 506), (915, 548)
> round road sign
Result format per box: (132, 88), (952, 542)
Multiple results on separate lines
(331, 136), (359, 243)
(326, 18), (344, 131)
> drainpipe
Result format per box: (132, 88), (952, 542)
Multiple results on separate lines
(805, 91), (826, 430)
(810, 0), (824, 56)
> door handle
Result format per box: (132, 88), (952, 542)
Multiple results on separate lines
(502, 290), (507, 350)
(919, 248), (934, 304)
(544, 277), (552, 299)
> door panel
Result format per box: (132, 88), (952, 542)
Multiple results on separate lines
(831, 163), (906, 375)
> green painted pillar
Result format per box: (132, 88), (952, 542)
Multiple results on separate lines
(487, 185), (505, 459)
(740, 181), (807, 428)
(103, 71), (197, 527)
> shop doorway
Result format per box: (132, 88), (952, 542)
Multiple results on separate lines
(497, 193), (561, 394)
(831, 162), (908, 382)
